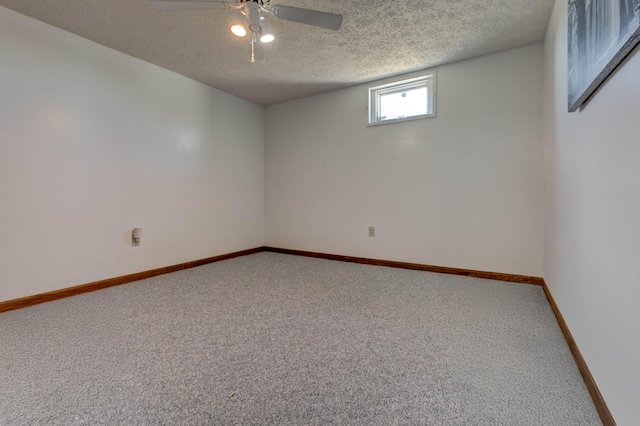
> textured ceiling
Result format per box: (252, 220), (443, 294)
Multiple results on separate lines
(0, 0), (554, 105)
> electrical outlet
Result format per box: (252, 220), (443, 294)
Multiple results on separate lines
(368, 226), (375, 237)
(132, 228), (142, 247)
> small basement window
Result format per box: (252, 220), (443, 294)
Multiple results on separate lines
(368, 72), (436, 126)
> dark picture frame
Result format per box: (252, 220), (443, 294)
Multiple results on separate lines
(568, 0), (640, 112)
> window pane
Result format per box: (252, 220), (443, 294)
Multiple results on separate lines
(379, 87), (427, 121)
(367, 73), (435, 125)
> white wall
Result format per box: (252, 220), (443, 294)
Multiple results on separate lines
(543, 1), (640, 424)
(0, 6), (264, 303)
(265, 44), (545, 277)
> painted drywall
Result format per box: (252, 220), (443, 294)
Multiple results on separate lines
(0, 6), (264, 303)
(265, 44), (545, 277)
(543, 1), (640, 424)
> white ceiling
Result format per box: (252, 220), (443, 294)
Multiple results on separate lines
(0, 0), (554, 105)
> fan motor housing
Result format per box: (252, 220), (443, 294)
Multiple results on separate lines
(236, 0), (272, 8)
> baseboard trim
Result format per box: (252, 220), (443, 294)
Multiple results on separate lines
(0, 245), (614, 423)
(0, 247), (264, 314)
(0, 246), (542, 314)
(263, 247), (544, 285)
(541, 281), (616, 426)
(267, 246), (613, 424)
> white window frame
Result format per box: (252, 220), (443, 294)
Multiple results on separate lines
(367, 71), (436, 126)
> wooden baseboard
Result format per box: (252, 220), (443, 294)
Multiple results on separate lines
(542, 281), (616, 426)
(267, 247), (613, 424)
(0, 247), (264, 314)
(263, 247), (544, 285)
(0, 244), (614, 424)
(0, 246), (542, 314)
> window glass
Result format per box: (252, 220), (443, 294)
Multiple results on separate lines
(368, 73), (436, 125)
(379, 87), (428, 121)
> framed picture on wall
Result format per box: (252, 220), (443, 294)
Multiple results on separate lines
(568, 0), (640, 112)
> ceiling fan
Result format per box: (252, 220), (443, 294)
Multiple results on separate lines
(151, 0), (343, 63)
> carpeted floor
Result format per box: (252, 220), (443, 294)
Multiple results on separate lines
(0, 252), (600, 425)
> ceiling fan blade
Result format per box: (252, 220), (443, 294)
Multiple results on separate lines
(151, 0), (231, 11)
(270, 5), (343, 30)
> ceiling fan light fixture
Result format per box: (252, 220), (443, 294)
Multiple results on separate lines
(230, 10), (247, 37)
(260, 17), (274, 43)
(260, 33), (275, 43)
(231, 24), (247, 37)
(247, 4), (262, 33)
